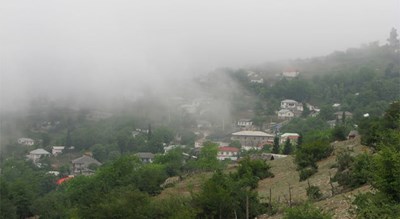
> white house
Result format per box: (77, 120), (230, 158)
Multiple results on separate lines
(280, 99), (303, 111)
(18, 138), (35, 146)
(237, 119), (253, 128)
(71, 155), (102, 175)
(231, 131), (275, 150)
(27, 148), (50, 163)
(135, 152), (155, 163)
(52, 146), (65, 156)
(278, 109), (295, 119)
(280, 133), (300, 145)
(217, 146), (240, 161)
(247, 71), (264, 83)
(281, 69), (300, 79)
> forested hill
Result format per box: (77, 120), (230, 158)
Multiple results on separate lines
(228, 31), (399, 120)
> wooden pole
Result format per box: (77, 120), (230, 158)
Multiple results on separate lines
(246, 193), (249, 219)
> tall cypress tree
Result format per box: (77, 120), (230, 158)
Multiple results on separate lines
(272, 136), (280, 154)
(283, 139), (292, 155)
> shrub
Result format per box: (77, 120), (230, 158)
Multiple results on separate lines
(299, 167), (318, 181)
(284, 202), (332, 219)
(306, 185), (322, 201)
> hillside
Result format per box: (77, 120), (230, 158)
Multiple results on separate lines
(156, 136), (372, 218)
(257, 136), (371, 218)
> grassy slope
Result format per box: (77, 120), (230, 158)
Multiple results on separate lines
(258, 136), (371, 218)
(155, 137), (371, 218)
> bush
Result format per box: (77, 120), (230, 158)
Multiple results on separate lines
(353, 192), (400, 219)
(333, 153), (373, 189)
(306, 185), (322, 201)
(284, 202), (332, 219)
(299, 167), (318, 181)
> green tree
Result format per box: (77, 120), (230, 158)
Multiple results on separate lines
(272, 136), (280, 154)
(229, 140), (242, 149)
(284, 202), (332, 219)
(283, 139), (293, 155)
(196, 141), (220, 171)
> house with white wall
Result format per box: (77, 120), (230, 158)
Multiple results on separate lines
(27, 148), (50, 163)
(217, 146), (240, 161)
(231, 131), (275, 150)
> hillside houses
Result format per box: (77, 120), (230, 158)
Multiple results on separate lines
(52, 146), (65, 156)
(247, 71), (264, 83)
(237, 119), (253, 129)
(281, 68), (300, 79)
(231, 131), (275, 150)
(278, 99), (303, 119)
(71, 155), (102, 175)
(279, 133), (300, 145)
(217, 146), (239, 161)
(27, 148), (50, 163)
(18, 138), (35, 146)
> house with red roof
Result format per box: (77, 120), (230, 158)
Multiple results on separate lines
(217, 146), (240, 161)
(279, 133), (300, 145)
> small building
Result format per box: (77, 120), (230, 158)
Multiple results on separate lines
(280, 99), (303, 111)
(52, 146), (65, 156)
(231, 131), (275, 150)
(164, 145), (186, 154)
(278, 109), (295, 119)
(217, 146), (240, 161)
(247, 71), (264, 83)
(136, 152), (155, 163)
(18, 138), (35, 146)
(280, 133), (300, 145)
(281, 69), (300, 79)
(71, 155), (101, 175)
(237, 119), (253, 128)
(27, 148), (50, 163)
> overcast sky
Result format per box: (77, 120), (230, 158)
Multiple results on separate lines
(1, 0), (399, 109)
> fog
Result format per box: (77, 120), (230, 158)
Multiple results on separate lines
(1, 0), (399, 110)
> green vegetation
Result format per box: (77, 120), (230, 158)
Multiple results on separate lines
(295, 140), (333, 181)
(284, 202), (332, 219)
(1, 29), (399, 219)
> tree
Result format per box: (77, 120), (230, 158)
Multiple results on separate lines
(284, 202), (332, 219)
(387, 27), (400, 50)
(297, 133), (303, 150)
(302, 103), (310, 117)
(196, 142), (220, 171)
(283, 139), (293, 155)
(229, 140), (242, 149)
(272, 136), (280, 154)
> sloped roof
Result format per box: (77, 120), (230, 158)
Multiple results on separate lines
(72, 155), (101, 165)
(278, 109), (294, 114)
(281, 133), (300, 138)
(136, 152), (155, 159)
(52, 146), (65, 150)
(232, 131), (275, 137)
(218, 146), (240, 152)
(281, 99), (298, 103)
(29, 148), (50, 155)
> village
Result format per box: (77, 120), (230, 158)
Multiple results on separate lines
(16, 68), (360, 185)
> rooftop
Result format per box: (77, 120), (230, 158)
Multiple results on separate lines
(218, 146), (240, 152)
(136, 152), (155, 159)
(72, 155), (101, 165)
(232, 131), (275, 137)
(29, 148), (50, 155)
(281, 133), (300, 137)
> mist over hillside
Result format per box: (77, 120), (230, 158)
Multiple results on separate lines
(1, 0), (398, 112)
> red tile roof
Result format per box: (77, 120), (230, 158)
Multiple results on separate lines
(218, 146), (239, 152)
